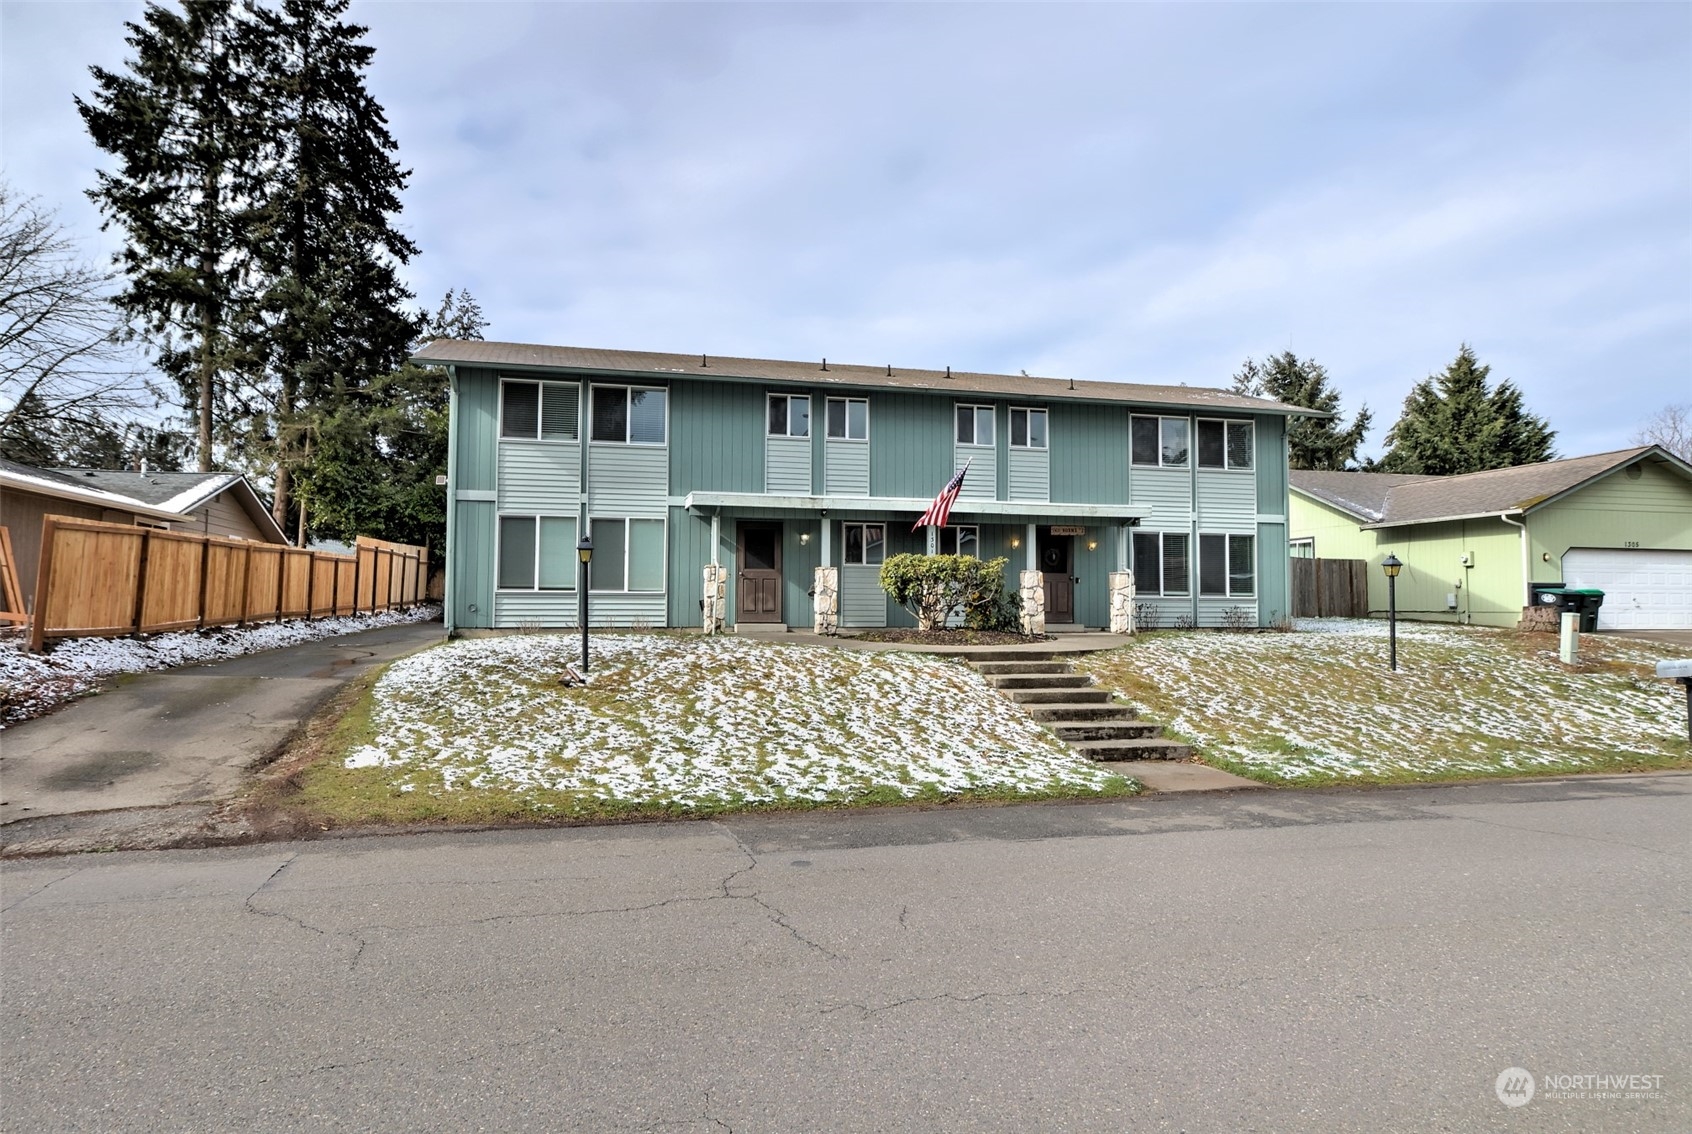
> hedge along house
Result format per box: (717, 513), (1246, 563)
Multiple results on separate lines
(414, 341), (1309, 635)
(1289, 446), (1692, 631)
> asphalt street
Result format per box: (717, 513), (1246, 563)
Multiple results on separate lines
(3, 774), (1688, 1132)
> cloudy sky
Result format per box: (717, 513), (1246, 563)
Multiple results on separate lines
(3, 1), (1687, 458)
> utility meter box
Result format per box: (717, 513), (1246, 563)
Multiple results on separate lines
(1459, 552), (1474, 567)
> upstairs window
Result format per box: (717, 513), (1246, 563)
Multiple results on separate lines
(1131, 415), (1189, 468)
(1132, 530), (1190, 596)
(843, 522), (885, 565)
(768, 394), (811, 438)
(1010, 407), (1047, 450)
(826, 397), (868, 441)
(955, 404), (995, 446)
(1198, 420), (1254, 470)
(937, 525), (979, 557)
(501, 380), (579, 441)
(591, 385), (667, 444)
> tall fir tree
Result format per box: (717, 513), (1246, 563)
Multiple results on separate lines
(77, 0), (268, 471)
(244, 0), (419, 533)
(1231, 351), (1372, 470)
(1377, 345), (1556, 474)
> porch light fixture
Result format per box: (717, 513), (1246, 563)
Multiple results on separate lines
(1381, 553), (1402, 672)
(799, 531), (811, 546)
(1087, 539), (1098, 551)
(577, 534), (594, 674)
(1010, 535), (1021, 549)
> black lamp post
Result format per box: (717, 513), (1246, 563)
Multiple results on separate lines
(576, 533), (594, 674)
(1381, 553), (1403, 671)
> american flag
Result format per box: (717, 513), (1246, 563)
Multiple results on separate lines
(913, 460), (970, 530)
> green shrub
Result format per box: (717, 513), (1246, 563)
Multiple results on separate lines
(879, 553), (1019, 632)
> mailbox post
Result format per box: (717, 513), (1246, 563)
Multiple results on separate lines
(1658, 660), (1692, 742)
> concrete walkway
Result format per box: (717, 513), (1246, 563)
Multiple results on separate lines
(0, 622), (443, 823)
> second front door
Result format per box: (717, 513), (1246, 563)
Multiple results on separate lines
(738, 524), (783, 623)
(1039, 530), (1074, 622)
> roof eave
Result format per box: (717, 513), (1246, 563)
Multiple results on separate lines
(1288, 484), (1378, 523)
(1362, 508), (1525, 531)
(0, 473), (186, 522)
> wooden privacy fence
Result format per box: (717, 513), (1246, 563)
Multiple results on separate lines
(1290, 557), (1370, 619)
(27, 515), (428, 651)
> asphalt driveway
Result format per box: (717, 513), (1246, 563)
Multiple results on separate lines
(0, 621), (442, 823)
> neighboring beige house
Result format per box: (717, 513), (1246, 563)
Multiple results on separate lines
(0, 459), (289, 612)
(1289, 446), (1692, 631)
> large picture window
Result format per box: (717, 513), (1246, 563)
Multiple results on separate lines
(1131, 415), (1189, 467)
(501, 380), (579, 441)
(591, 385), (667, 444)
(1010, 407), (1047, 449)
(826, 397), (868, 441)
(1200, 533), (1256, 597)
(955, 404), (994, 446)
(497, 515), (578, 590)
(1132, 530), (1190, 596)
(768, 393), (810, 437)
(1197, 420), (1253, 470)
(937, 525), (979, 557)
(843, 522), (885, 566)
(588, 517), (666, 592)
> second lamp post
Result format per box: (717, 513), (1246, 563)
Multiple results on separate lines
(576, 533), (594, 675)
(1381, 553), (1402, 671)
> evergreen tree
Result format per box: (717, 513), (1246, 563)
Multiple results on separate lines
(77, 0), (268, 471)
(1377, 345), (1556, 474)
(1231, 351), (1372, 470)
(243, 0), (419, 533)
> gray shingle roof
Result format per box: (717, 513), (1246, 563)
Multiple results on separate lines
(410, 340), (1321, 417)
(1290, 446), (1680, 527)
(53, 468), (238, 510)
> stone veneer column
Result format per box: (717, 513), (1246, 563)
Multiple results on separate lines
(1019, 570), (1046, 636)
(701, 564), (727, 635)
(812, 566), (839, 635)
(1109, 570), (1137, 635)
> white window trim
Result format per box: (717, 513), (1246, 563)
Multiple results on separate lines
(1199, 531), (1256, 598)
(1009, 407), (1048, 451)
(1196, 418), (1255, 471)
(499, 376), (581, 444)
(587, 515), (669, 594)
(825, 397), (870, 442)
(495, 513), (579, 593)
(589, 383), (669, 447)
(1131, 414), (1191, 469)
(1133, 529), (1191, 596)
(842, 521), (886, 566)
(767, 392), (811, 439)
(939, 524), (980, 557)
(955, 403), (995, 447)
(1290, 537), (1315, 559)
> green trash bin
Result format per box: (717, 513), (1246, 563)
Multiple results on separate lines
(1566, 588), (1605, 632)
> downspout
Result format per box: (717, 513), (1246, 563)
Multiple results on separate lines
(1499, 511), (1528, 609)
(444, 366), (459, 635)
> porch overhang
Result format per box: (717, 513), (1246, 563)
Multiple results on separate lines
(682, 491), (1145, 523)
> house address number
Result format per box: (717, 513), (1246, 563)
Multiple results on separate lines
(1624, 541), (1640, 548)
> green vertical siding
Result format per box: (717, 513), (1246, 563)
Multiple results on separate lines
(782, 522), (820, 627)
(1050, 403), (1129, 504)
(668, 378), (763, 494)
(450, 369), (500, 628)
(881, 523), (927, 627)
(453, 502), (495, 628)
(666, 505), (716, 628)
(1254, 415), (1287, 516)
(870, 393), (951, 498)
(455, 369), (499, 490)
(1255, 521), (1288, 625)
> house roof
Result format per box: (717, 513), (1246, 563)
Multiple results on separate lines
(1290, 446), (1688, 528)
(0, 459), (289, 543)
(410, 339), (1322, 418)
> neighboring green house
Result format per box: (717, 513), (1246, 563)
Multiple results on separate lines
(1289, 446), (1692, 631)
(415, 340), (1309, 634)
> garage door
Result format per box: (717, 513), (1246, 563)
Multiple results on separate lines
(1562, 548), (1692, 631)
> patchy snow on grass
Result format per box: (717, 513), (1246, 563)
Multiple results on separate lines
(0, 605), (441, 727)
(344, 634), (1126, 809)
(1080, 619), (1688, 783)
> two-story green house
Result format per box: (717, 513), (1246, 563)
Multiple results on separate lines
(415, 341), (1307, 634)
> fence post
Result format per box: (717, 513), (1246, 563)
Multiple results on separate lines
(27, 516), (58, 652)
(196, 538), (213, 630)
(130, 528), (153, 639)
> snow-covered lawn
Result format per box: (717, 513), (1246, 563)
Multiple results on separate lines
(328, 634), (1131, 816)
(0, 605), (441, 727)
(1078, 619), (1690, 784)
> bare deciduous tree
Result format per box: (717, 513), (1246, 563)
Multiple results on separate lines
(1632, 404), (1690, 463)
(0, 183), (150, 462)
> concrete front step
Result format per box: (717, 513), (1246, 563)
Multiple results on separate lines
(1004, 688), (1113, 705)
(987, 673), (1093, 690)
(971, 661), (1072, 676)
(1024, 704), (1139, 723)
(1048, 720), (1161, 742)
(1072, 737), (1195, 761)
(960, 650), (1063, 663)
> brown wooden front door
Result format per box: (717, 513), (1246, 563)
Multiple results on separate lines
(737, 523), (783, 623)
(1039, 529), (1074, 622)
